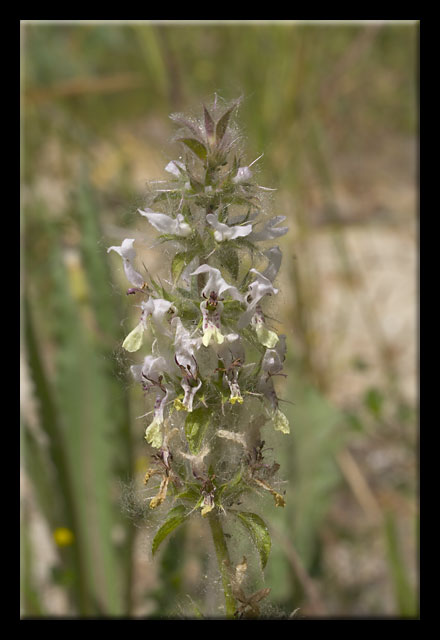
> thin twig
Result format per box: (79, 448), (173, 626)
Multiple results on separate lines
(336, 448), (382, 525)
(271, 527), (327, 616)
(26, 72), (145, 104)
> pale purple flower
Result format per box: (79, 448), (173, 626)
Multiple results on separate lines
(248, 216), (288, 242)
(262, 246), (282, 283)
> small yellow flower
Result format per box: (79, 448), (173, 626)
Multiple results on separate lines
(53, 527), (74, 547)
(173, 397), (186, 411)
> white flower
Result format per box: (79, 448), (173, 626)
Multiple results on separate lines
(107, 239), (145, 288)
(237, 269), (278, 329)
(172, 317), (202, 369)
(190, 265), (243, 302)
(122, 298), (175, 352)
(131, 354), (170, 386)
(200, 300), (225, 347)
(175, 377), (202, 413)
(206, 213), (253, 242)
(232, 166), (253, 184)
(232, 153), (263, 184)
(226, 373), (244, 405)
(122, 322), (145, 353)
(261, 336), (286, 378)
(249, 216), (288, 242)
(239, 253), (281, 345)
(144, 388), (170, 449)
(138, 208), (192, 237)
(252, 307), (279, 349)
(145, 416), (163, 449)
(217, 332), (245, 369)
(257, 337), (289, 434)
(141, 298), (175, 337)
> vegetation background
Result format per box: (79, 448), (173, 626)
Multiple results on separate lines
(20, 20), (418, 618)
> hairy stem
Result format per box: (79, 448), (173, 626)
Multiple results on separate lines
(207, 510), (237, 618)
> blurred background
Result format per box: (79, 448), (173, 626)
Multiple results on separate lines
(20, 20), (418, 618)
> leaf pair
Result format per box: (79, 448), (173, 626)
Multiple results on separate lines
(177, 102), (238, 162)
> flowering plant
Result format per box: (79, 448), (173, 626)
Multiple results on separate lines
(108, 97), (290, 618)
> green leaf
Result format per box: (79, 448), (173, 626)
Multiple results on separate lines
(152, 505), (187, 556)
(203, 105), (215, 142)
(172, 250), (196, 284)
(153, 190), (183, 203)
(169, 112), (200, 137)
(234, 511), (271, 569)
(174, 485), (201, 505)
(184, 407), (211, 454)
(177, 138), (207, 161)
(48, 240), (128, 615)
(384, 511), (418, 617)
(188, 175), (204, 193)
(218, 243), (239, 280)
(217, 470), (247, 508)
(215, 103), (237, 145)
(364, 387), (384, 419)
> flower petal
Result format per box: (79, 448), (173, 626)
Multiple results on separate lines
(145, 417), (163, 448)
(206, 213), (252, 242)
(122, 322), (145, 352)
(202, 326), (225, 347)
(141, 298), (175, 336)
(190, 265), (243, 301)
(165, 159), (185, 177)
(172, 317), (201, 368)
(139, 208), (191, 237)
(181, 378), (202, 412)
(232, 166), (253, 183)
(249, 216), (288, 242)
(255, 324), (279, 349)
(237, 269), (278, 329)
(262, 246), (282, 283)
(273, 409), (290, 434)
(107, 238), (145, 288)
